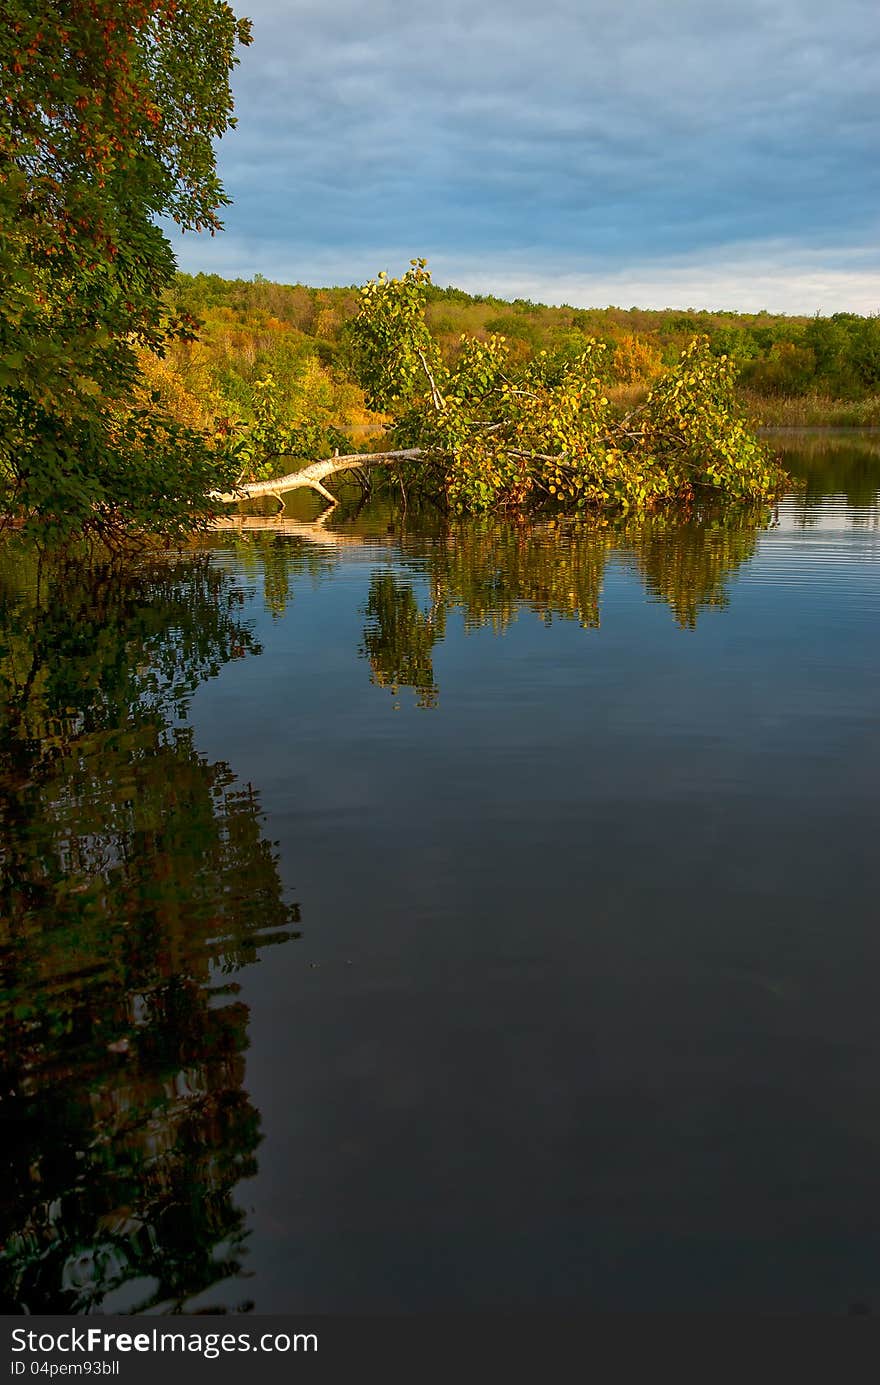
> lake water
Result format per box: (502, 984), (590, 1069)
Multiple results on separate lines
(1, 432), (879, 1314)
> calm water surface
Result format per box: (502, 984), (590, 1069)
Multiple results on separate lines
(1, 433), (879, 1313)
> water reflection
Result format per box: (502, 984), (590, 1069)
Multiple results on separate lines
(362, 573), (443, 708)
(0, 548), (300, 1313)
(213, 501), (772, 702)
(766, 429), (880, 509)
(3, 430), (877, 1315)
(626, 512), (769, 627)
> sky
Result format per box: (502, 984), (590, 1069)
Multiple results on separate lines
(171, 0), (880, 313)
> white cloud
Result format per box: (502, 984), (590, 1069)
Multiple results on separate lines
(176, 0), (880, 299)
(172, 231), (880, 315)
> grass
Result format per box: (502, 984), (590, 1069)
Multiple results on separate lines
(740, 392), (880, 428)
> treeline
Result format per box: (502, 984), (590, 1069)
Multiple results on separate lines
(153, 271), (880, 443)
(142, 274), (377, 449)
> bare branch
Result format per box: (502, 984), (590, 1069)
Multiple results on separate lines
(506, 448), (561, 464)
(211, 448), (424, 504)
(417, 350), (444, 411)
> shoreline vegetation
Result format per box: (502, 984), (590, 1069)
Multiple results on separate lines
(137, 259), (880, 522)
(159, 266), (880, 442)
(209, 260), (786, 516)
(6, 231), (880, 535)
(4, 5), (878, 542)
(744, 393), (880, 428)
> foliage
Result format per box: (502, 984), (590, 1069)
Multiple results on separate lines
(0, 0), (251, 539)
(224, 372), (351, 484)
(612, 332), (663, 383)
(165, 273), (880, 446)
(143, 276), (385, 481)
(350, 262), (786, 514)
(351, 260), (441, 413)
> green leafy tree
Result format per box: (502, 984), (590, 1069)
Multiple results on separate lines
(351, 262), (787, 515)
(0, 0), (252, 540)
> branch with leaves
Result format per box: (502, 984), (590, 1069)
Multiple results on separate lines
(347, 261), (787, 514)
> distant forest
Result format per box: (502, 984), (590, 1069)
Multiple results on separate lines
(146, 272), (880, 446)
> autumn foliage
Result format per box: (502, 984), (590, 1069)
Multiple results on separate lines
(350, 262), (786, 514)
(0, 0), (251, 539)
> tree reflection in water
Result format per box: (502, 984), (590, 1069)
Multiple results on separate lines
(0, 502), (775, 1309)
(216, 500), (771, 706)
(0, 548), (300, 1313)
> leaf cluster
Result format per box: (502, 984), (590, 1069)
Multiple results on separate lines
(223, 371), (351, 483)
(351, 262), (787, 514)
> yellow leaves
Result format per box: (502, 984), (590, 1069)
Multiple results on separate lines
(349, 263), (782, 514)
(73, 376), (101, 396)
(134, 345), (224, 433)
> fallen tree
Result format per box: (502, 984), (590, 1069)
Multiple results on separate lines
(347, 261), (787, 513)
(218, 260), (787, 517)
(211, 448), (422, 509)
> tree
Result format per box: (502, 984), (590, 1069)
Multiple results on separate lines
(346, 261), (786, 515)
(0, 0), (252, 541)
(225, 262), (786, 513)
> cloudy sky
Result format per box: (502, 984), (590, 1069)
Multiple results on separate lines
(172, 0), (880, 312)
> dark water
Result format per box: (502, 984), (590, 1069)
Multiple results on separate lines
(2, 432), (879, 1314)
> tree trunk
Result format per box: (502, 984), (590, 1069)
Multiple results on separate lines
(211, 449), (424, 509)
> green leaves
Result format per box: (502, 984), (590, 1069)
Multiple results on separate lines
(351, 260), (446, 413)
(224, 372), (353, 484)
(351, 264), (787, 516)
(1, 0), (251, 540)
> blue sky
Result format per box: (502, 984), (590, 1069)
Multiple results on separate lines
(172, 0), (880, 312)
